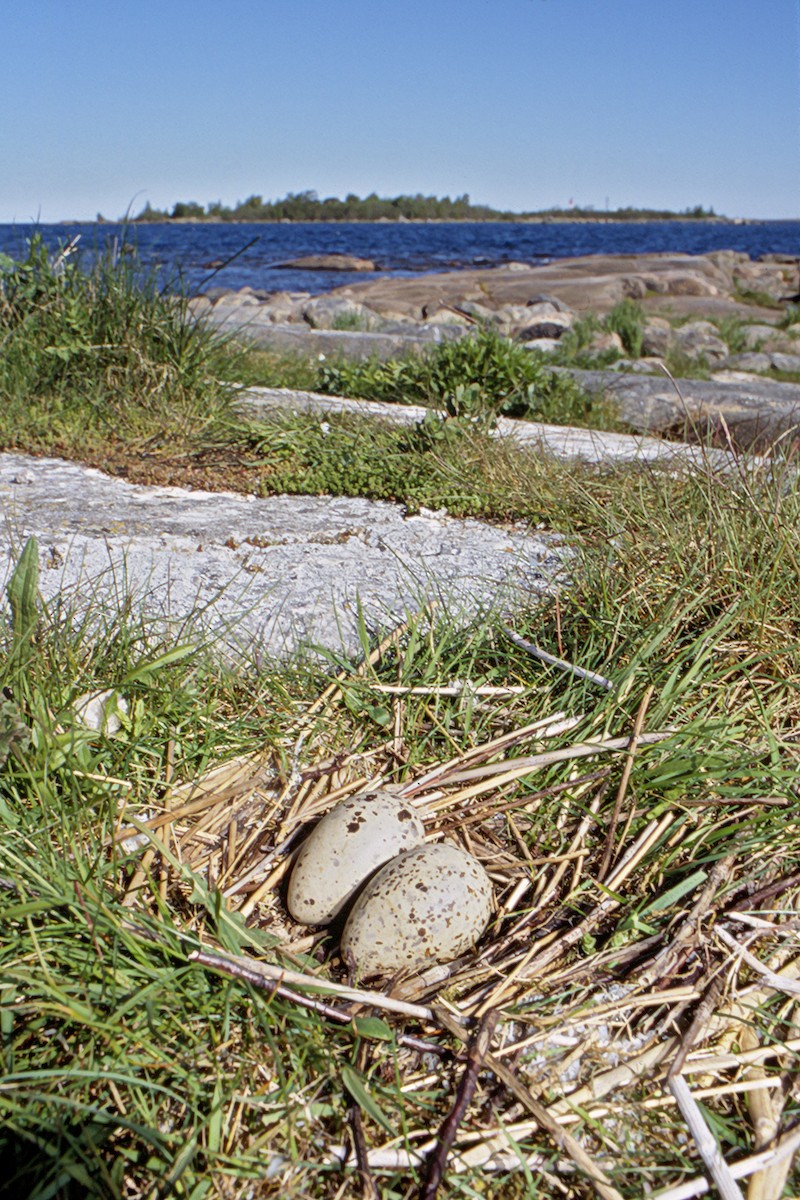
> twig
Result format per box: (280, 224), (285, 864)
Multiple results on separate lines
(715, 925), (800, 997)
(651, 1124), (800, 1200)
(434, 1006), (625, 1200)
(598, 684), (655, 882)
(728, 870), (800, 912)
(369, 683), (527, 697)
(349, 1042), (380, 1200)
(667, 976), (726, 1081)
(667, 1075), (745, 1200)
(188, 947), (435, 1020)
(503, 626), (614, 690)
(420, 1009), (499, 1200)
(306, 604), (436, 718)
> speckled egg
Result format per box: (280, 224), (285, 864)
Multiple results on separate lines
(286, 790), (425, 926)
(340, 842), (493, 977)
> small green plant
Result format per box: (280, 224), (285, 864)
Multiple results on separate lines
(331, 310), (371, 331)
(604, 298), (645, 357)
(713, 315), (747, 354)
(317, 327), (603, 426)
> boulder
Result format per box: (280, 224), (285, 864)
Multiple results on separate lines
(277, 253), (377, 272)
(420, 306), (471, 331)
(641, 318), (672, 357)
(770, 352), (800, 374)
(499, 303), (573, 340)
(188, 295), (213, 317)
(514, 312), (573, 341)
(619, 275), (650, 300)
(260, 291), (311, 323)
(562, 367), (800, 450)
(521, 337), (561, 355)
(526, 293), (573, 313)
(741, 323), (781, 350)
(302, 296), (374, 330)
(587, 331), (624, 355)
(672, 321), (728, 362)
(452, 300), (501, 324)
(213, 288), (262, 309)
(727, 352), (772, 373)
(733, 260), (796, 300)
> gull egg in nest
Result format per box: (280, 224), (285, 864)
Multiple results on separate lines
(286, 790), (425, 926)
(341, 842), (494, 978)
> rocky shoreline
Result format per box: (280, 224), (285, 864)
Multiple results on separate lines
(192, 251), (800, 450)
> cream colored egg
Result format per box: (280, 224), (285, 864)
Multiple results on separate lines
(341, 842), (493, 977)
(286, 790), (425, 926)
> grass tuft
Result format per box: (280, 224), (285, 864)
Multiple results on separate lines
(0, 233), (235, 455)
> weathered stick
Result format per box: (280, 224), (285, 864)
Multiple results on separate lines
(504, 625), (614, 690)
(420, 1009), (499, 1200)
(668, 1075), (744, 1200)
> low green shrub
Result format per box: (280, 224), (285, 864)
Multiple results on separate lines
(317, 327), (604, 426)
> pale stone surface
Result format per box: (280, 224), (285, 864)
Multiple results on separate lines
(277, 253), (377, 272)
(728, 352), (772, 372)
(0, 452), (562, 663)
(641, 318), (672, 357)
(236, 386), (758, 470)
(742, 324), (782, 350)
(770, 352), (800, 373)
(207, 317), (462, 360)
(587, 331), (624, 355)
(672, 321), (728, 362)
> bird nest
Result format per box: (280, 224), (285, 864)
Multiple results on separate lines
(111, 633), (800, 1197)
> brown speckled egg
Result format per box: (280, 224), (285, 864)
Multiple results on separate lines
(286, 790), (425, 926)
(340, 842), (493, 977)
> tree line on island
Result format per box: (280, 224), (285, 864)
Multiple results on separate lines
(129, 191), (718, 223)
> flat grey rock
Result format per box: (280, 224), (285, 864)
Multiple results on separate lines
(207, 312), (461, 359)
(237, 387), (760, 470)
(0, 454), (561, 663)
(561, 369), (800, 449)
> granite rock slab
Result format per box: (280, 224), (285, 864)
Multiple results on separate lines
(0, 454), (562, 663)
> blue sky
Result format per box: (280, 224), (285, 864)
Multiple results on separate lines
(2, 0), (799, 222)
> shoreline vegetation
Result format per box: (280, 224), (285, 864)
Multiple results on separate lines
(123, 190), (724, 225)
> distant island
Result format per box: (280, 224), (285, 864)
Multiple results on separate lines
(127, 191), (721, 224)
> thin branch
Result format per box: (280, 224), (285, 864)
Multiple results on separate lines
(188, 947), (435, 1020)
(651, 1125), (800, 1200)
(504, 626), (614, 690)
(715, 926), (800, 998)
(434, 1006), (625, 1200)
(667, 1075), (744, 1200)
(420, 1009), (499, 1200)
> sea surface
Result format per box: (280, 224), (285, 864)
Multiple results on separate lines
(1, 220), (799, 296)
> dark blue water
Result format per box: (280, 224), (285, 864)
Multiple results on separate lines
(1, 220), (798, 296)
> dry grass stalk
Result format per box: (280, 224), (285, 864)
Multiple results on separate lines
(651, 1125), (800, 1200)
(106, 623), (800, 1196)
(668, 1071), (745, 1199)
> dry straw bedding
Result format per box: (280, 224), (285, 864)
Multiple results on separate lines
(113, 626), (800, 1199)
